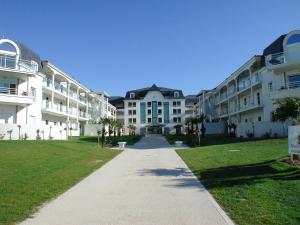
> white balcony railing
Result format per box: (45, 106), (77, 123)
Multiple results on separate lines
(288, 80), (300, 89)
(43, 79), (87, 104)
(0, 54), (38, 73)
(0, 87), (34, 97)
(267, 52), (285, 65)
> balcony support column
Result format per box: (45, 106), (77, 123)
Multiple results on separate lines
(76, 88), (79, 122)
(67, 82), (70, 121)
(51, 74), (55, 109)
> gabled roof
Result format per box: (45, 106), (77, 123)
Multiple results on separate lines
(125, 84), (184, 99)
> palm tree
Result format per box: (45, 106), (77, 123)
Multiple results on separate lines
(99, 117), (110, 144)
(185, 117), (194, 135)
(128, 124), (136, 136)
(110, 119), (118, 137)
(115, 121), (124, 136)
(174, 124), (183, 135)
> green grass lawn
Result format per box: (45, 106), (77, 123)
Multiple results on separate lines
(0, 138), (120, 225)
(177, 138), (300, 225)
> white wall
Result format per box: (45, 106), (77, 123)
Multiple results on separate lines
(236, 121), (290, 138)
(205, 122), (225, 134)
(84, 124), (102, 136)
(0, 124), (67, 140)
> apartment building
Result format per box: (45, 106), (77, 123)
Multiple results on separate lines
(110, 84), (186, 135)
(196, 30), (300, 137)
(0, 38), (115, 140)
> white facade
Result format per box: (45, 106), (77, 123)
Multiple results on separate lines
(120, 85), (185, 135)
(0, 39), (115, 140)
(196, 30), (300, 137)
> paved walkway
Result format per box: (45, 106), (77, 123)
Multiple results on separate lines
(20, 135), (234, 225)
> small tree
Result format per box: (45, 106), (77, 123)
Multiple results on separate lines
(99, 117), (110, 145)
(273, 97), (300, 124)
(185, 117), (194, 135)
(227, 121), (237, 138)
(97, 129), (104, 148)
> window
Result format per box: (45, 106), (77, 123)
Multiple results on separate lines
(148, 109), (151, 115)
(54, 122), (57, 126)
(158, 101), (162, 107)
(133, 118), (136, 124)
(148, 118), (152, 123)
(130, 93), (135, 98)
(158, 117), (162, 123)
(173, 101), (176, 107)
(60, 122), (63, 126)
(132, 102), (136, 107)
(132, 110), (136, 115)
(268, 82), (273, 92)
(173, 109), (177, 114)
(128, 110), (132, 115)
(128, 102), (132, 107)
(286, 34), (300, 45)
(258, 116), (262, 121)
(158, 109), (162, 115)
(244, 98), (247, 106)
(288, 75), (300, 88)
(178, 117), (181, 123)
(173, 117), (177, 123)
(257, 92), (260, 105)
(178, 109), (181, 114)
(128, 118), (132, 123)
(46, 120), (49, 125)
(177, 101), (181, 106)
(147, 102), (151, 107)
(245, 119), (248, 122)
(174, 91), (179, 98)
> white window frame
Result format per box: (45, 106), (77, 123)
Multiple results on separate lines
(130, 93), (135, 99)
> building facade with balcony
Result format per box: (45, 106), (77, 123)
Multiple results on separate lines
(0, 38), (115, 140)
(196, 30), (300, 136)
(110, 84), (186, 135)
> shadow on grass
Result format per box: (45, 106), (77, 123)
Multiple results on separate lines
(77, 135), (142, 146)
(194, 160), (300, 189)
(166, 134), (284, 147)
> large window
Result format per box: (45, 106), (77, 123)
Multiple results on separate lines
(286, 34), (300, 45)
(288, 75), (300, 88)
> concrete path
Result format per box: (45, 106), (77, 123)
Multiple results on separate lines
(20, 135), (234, 225)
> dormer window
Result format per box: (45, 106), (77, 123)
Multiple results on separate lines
(130, 92), (135, 99)
(174, 91), (179, 98)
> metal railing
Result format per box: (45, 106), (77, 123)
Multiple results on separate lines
(288, 80), (300, 89)
(0, 87), (33, 97)
(267, 52), (284, 65)
(0, 54), (38, 73)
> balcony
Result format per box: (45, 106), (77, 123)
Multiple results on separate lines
(42, 101), (68, 117)
(0, 87), (34, 105)
(0, 54), (38, 74)
(237, 102), (263, 113)
(78, 111), (89, 120)
(271, 81), (300, 99)
(54, 82), (68, 95)
(266, 52), (300, 72)
(237, 79), (251, 92)
(43, 79), (88, 105)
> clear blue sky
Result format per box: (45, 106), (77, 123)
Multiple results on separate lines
(1, 0), (300, 96)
